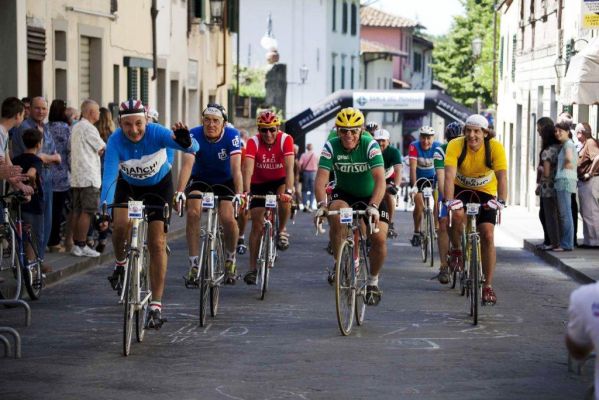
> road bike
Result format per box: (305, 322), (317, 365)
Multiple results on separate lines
(317, 205), (375, 336)
(250, 194), (281, 300)
(105, 200), (169, 356)
(0, 192), (43, 301)
(416, 178), (435, 268)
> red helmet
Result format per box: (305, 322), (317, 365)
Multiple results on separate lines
(256, 110), (280, 128)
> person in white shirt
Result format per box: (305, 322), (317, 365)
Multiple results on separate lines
(69, 99), (105, 257)
(567, 282), (599, 399)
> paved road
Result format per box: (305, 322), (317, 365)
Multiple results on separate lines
(0, 209), (590, 399)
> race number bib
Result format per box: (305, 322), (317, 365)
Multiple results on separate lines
(466, 203), (480, 216)
(202, 192), (215, 209)
(422, 187), (433, 198)
(265, 194), (277, 208)
(340, 207), (353, 224)
(128, 201), (144, 219)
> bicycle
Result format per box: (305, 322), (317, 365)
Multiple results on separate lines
(316, 204), (376, 336)
(180, 182), (239, 327)
(449, 192), (501, 325)
(0, 192), (43, 301)
(415, 178), (435, 268)
(104, 199), (169, 356)
(249, 194), (281, 300)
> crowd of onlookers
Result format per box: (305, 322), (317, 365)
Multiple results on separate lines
(0, 95), (127, 272)
(536, 112), (599, 252)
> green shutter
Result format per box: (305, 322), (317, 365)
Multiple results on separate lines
(227, 0), (239, 33)
(511, 34), (516, 82)
(194, 0), (204, 19)
(127, 67), (138, 100)
(499, 36), (504, 78)
(140, 68), (149, 105)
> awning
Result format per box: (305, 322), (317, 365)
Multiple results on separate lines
(561, 37), (599, 105)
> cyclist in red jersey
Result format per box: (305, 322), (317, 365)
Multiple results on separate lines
(242, 110), (295, 285)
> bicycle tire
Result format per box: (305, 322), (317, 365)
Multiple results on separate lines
(260, 224), (271, 300)
(335, 240), (355, 336)
(136, 243), (150, 343)
(0, 224), (20, 300)
(210, 228), (224, 317)
(23, 229), (42, 300)
(198, 236), (210, 327)
(471, 236), (480, 325)
(355, 235), (368, 326)
(460, 230), (468, 296)
(428, 209), (435, 268)
(420, 211), (428, 263)
(123, 254), (136, 356)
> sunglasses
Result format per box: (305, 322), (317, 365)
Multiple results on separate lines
(338, 128), (361, 135)
(259, 127), (277, 133)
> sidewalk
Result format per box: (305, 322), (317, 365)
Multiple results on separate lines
(43, 216), (187, 287)
(497, 206), (599, 284)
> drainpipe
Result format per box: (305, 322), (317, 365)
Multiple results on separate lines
(151, 0), (159, 80)
(492, 0), (497, 105)
(556, 0), (563, 94)
(217, 0), (227, 89)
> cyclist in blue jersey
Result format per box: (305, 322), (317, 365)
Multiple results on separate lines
(175, 103), (243, 285)
(102, 99), (199, 329)
(408, 126), (441, 247)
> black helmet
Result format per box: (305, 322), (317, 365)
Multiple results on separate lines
(444, 121), (463, 141)
(365, 121), (379, 132)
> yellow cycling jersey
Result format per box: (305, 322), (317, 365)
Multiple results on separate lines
(444, 137), (507, 196)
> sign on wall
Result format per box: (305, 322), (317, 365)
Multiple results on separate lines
(188, 60), (198, 90)
(352, 91), (425, 110)
(582, 0), (599, 29)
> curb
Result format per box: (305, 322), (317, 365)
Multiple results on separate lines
(44, 225), (187, 287)
(523, 239), (595, 284)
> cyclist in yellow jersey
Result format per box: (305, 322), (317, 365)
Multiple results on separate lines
(444, 114), (507, 305)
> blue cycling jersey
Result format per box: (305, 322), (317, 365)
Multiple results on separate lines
(408, 140), (441, 180)
(100, 123), (199, 204)
(189, 126), (241, 184)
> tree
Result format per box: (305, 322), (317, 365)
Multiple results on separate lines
(431, 0), (497, 110)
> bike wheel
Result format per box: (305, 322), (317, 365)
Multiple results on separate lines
(23, 230), (42, 300)
(260, 224), (271, 300)
(460, 231), (468, 296)
(428, 210), (435, 268)
(123, 255), (136, 356)
(0, 225), (20, 300)
(471, 237), (480, 325)
(210, 231), (224, 317)
(355, 238), (368, 326)
(136, 244), (150, 342)
(335, 240), (355, 336)
(198, 238), (210, 327)
(420, 213), (428, 263)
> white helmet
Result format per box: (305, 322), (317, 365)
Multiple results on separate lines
(464, 114), (489, 130)
(373, 128), (390, 141)
(419, 126), (435, 136)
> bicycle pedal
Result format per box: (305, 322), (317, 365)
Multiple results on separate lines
(183, 276), (199, 288)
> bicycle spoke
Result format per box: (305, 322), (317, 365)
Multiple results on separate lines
(335, 241), (355, 336)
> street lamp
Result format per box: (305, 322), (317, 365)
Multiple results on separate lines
(209, 0), (224, 25)
(471, 37), (483, 59)
(299, 64), (309, 84)
(260, 13), (278, 51)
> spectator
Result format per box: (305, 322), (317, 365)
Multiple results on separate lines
(66, 107), (80, 126)
(558, 112), (581, 245)
(576, 122), (599, 248)
(0, 97), (31, 193)
(12, 128), (45, 263)
(11, 97), (60, 268)
(566, 282), (599, 398)
(20, 97), (31, 120)
(553, 120), (578, 252)
(47, 99), (72, 253)
(96, 107), (115, 143)
(299, 143), (318, 211)
(69, 99), (104, 258)
(536, 117), (560, 250)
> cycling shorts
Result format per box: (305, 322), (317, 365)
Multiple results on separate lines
(455, 186), (497, 225)
(114, 172), (173, 223)
(330, 188), (390, 224)
(249, 178), (286, 209)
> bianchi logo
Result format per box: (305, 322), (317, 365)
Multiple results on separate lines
(120, 149), (167, 180)
(335, 162), (368, 173)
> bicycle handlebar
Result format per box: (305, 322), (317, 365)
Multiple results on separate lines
(315, 209), (379, 236)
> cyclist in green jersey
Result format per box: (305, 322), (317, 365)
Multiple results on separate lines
(314, 107), (388, 305)
(373, 128), (402, 238)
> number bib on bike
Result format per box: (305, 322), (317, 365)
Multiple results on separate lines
(128, 201), (144, 219)
(265, 194), (277, 208)
(340, 208), (353, 224)
(202, 192), (215, 209)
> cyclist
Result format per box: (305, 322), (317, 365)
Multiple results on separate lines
(433, 121), (463, 284)
(409, 126), (441, 246)
(444, 114), (507, 304)
(242, 110), (295, 285)
(175, 103), (243, 286)
(102, 99), (199, 329)
(314, 107), (388, 306)
(365, 121), (378, 137)
(236, 128), (250, 254)
(373, 128), (402, 238)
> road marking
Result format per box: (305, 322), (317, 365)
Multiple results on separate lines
(391, 243), (411, 247)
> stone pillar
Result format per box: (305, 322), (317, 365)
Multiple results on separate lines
(265, 63), (287, 116)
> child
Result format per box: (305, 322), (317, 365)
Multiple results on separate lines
(12, 128), (44, 261)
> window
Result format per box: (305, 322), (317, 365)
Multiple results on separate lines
(350, 3), (357, 36)
(331, 54), (337, 92)
(350, 56), (355, 89)
(511, 34), (517, 82)
(499, 36), (504, 78)
(342, 1), (348, 34)
(140, 68), (149, 106)
(341, 56), (346, 88)
(413, 52), (422, 72)
(332, 0), (337, 32)
(127, 67), (138, 101)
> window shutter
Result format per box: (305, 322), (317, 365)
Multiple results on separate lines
(194, 0), (204, 19)
(227, 0), (239, 33)
(511, 34), (517, 82)
(127, 67), (138, 100)
(27, 26), (46, 61)
(140, 68), (149, 106)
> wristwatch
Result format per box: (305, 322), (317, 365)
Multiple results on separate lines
(285, 188), (294, 195)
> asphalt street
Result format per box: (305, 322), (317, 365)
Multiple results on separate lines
(0, 207), (590, 399)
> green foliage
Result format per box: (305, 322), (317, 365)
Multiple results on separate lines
(232, 65), (266, 98)
(431, 0), (498, 109)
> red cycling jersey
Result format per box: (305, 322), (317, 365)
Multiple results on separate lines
(245, 131), (294, 184)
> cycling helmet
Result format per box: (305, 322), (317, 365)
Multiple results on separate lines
(203, 103), (228, 121)
(119, 99), (146, 117)
(256, 109), (280, 127)
(419, 126), (436, 136)
(365, 121), (379, 132)
(335, 107), (365, 128)
(464, 114), (489, 130)
(373, 129), (390, 141)
(444, 121), (463, 141)
(147, 107), (159, 122)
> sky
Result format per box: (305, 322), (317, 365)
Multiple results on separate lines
(368, 0), (465, 37)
